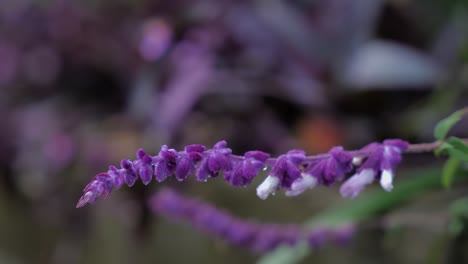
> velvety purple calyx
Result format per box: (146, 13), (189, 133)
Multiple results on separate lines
(340, 139), (409, 198)
(134, 149), (154, 185)
(355, 139), (408, 174)
(196, 140), (233, 181)
(308, 146), (353, 186)
(175, 144), (206, 181)
(121, 159), (138, 186)
(76, 172), (112, 208)
(270, 150), (306, 189)
(224, 150), (270, 187)
(154, 145), (179, 182)
(108, 165), (124, 188)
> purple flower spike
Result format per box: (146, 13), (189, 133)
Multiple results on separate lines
(108, 165), (124, 189)
(135, 149), (154, 185)
(257, 150), (306, 199)
(76, 173), (112, 208)
(154, 145), (179, 182)
(340, 139), (408, 198)
(224, 150), (269, 186)
(196, 140), (233, 181)
(121, 159), (139, 186)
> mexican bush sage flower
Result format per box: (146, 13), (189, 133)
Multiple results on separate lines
(285, 146), (353, 196)
(339, 139), (409, 198)
(224, 150), (270, 187)
(256, 150), (306, 199)
(77, 139), (410, 208)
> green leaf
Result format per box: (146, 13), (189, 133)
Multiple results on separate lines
(257, 167), (468, 264)
(448, 197), (468, 236)
(434, 111), (463, 140)
(447, 148), (468, 161)
(435, 138), (468, 160)
(448, 137), (468, 154)
(448, 218), (464, 236)
(441, 157), (459, 188)
(434, 142), (452, 156)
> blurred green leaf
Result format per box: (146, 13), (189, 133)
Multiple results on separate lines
(449, 218), (464, 236)
(434, 111), (463, 140)
(449, 197), (468, 236)
(441, 157), (459, 188)
(448, 137), (468, 154)
(435, 138), (468, 160)
(258, 167), (468, 264)
(434, 142), (452, 156)
(447, 148), (468, 161)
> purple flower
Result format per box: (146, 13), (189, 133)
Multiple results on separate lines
(121, 159), (139, 186)
(154, 145), (178, 182)
(196, 140), (233, 181)
(256, 150), (306, 199)
(77, 138), (410, 208)
(340, 139), (409, 198)
(224, 150), (269, 187)
(76, 173), (113, 208)
(174, 144), (205, 181)
(311, 146), (353, 186)
(286, 146), (353, 196)
(134, 149), (153, 185)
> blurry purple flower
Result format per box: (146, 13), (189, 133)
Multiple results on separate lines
(257, 150), (306, 199)
(340, 139), (408, 198)
(139, 18), (172, 61)
(149, 188), (354, 252)
(307, 227), (331, 249)
(332, 224), (356, 245)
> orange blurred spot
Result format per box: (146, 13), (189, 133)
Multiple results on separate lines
(295, 115), (343, 153)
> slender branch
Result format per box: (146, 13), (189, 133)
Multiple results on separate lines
(297, 139), (468, 164)
(404, 139), (468, 154)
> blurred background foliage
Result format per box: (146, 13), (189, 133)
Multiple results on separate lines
(0, 0), (468, 263)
